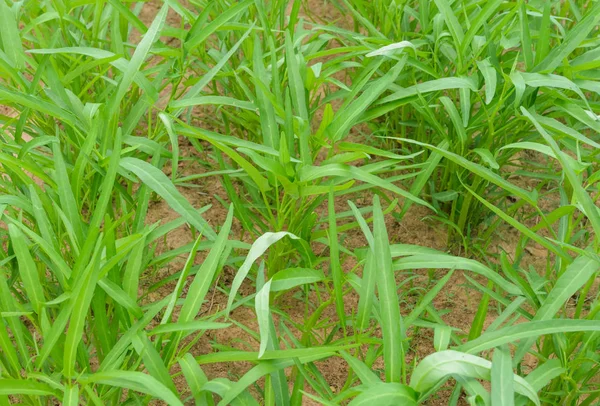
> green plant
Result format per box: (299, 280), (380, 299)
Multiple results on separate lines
(167, 16), (438, 273)
(1, 0), (600, 405)
(336, 0), (600, 248)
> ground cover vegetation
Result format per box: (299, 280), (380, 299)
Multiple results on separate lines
(0, 0), (599, 404)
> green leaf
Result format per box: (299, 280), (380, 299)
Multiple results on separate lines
(373, 195), (403, 383)
(203, 379), (258, 406)
(535, 1), (552, 65)
(170, 96), (257, 111)
(432, 190), (459, 202)
(356, 248), (377, 332)
(27, 47), (157, 101)
(270, 268), (325, 292)
(71, 128), (123, 282)
(519, 1), (533, 70)
(0, 86), (81, 129)
(394, 254), (520, 295)
(410, 350), (538, 405)
(339, 351), (380, 385)
(439, 96), (467, 152)
(395, 138), (536, 205)
(327, 56), (406, 142)
(0, 316), (20, 375)
(499, 141), (587, 172)
(120, 157), (216, 240)
(98, 298), (168, 372)
(179, 205), (234, 323)
(150, 321), (231, 336)
(460, 0), (503, 57)
(0, 380), (58, 396)
(366, 41), (416, 57)
(524, 359), (565, 392)
(0, 1), (26, 69)
(491, 345), (514, 406)
(405, 270), (454, 327)
(62, 385), (79, 406)
(7, 217), (71, 282)
(158, 112), (180, 181)
(177, 25), (254, 111)
(520, 73), (589, 108)
(180, 130), (271, 192)
(217, 354), (332, 406)
(300, 164), (434, 211)
(328, 187), (346, 328)
(462, 183), (570, 263)
(513, 253), (599, 362)
(197, 346), (348, 364)
(522, 108), (600, 238)
(472, 148), (499, 170)
(400, 140), (448, 217)
(134, 332), (178, 394)
(380, 77), (477, 104)
(349, 383), (417, 406)
(81, 371), (184, 406)
(433, 0), (464, 46)
(285, 32), (310, 164)
(122, 236), (146, 301)
(458, 319), (600, 354)
(226, 232), (299, 315)
(63, 238), (103, 378)
(185, 0), (253, 51)
(107, 3), (167, 117)
(534, 1), (600, 72)
(256, 279), (272, 358)
(97, 278), (142, 318)
(179, 353), (214, 405)
(532, 110), (600, 149)
(28, 185), (58, 252)
(433, 326), (452, 351)
(8, 224), (45, 314)
(161, 234), (203, 324)
(52, 143), (85, 247)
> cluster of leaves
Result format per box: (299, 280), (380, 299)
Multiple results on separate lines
(337, 0), (600, 246)
(0, 0), (599, 405)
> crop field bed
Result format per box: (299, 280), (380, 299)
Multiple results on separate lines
(1, 0), (599, 405)
(134, 3), (541, 401)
